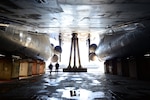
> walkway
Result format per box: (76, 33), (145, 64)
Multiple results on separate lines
(0, 70), (150, 100)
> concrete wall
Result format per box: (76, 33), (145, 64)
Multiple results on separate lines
(39, 62), (45, 74)
(116, 59), (122, 76)
(128, 58), (137, 79)
(12, 59), (20, 79)
(136, 56), (150, 80)
(32, 61), (38, 75)
(104, 56), (150, 80)
(19, 62), (29, 77)
(28, 62), (32, 76)
(121, 58), (129, 77)
(0, 57), (46, 80)
(0, 58), (13, 80)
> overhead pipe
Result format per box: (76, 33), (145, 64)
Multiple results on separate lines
(96, 22), (150, 60)
(0, 24), (53, 61)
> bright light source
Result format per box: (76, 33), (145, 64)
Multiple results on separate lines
(0, 54), (5, 57)
(0, 23), (9, 27)
(144, 53), (150, 57)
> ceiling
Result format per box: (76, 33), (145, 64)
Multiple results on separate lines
(1, 0), (150, 42)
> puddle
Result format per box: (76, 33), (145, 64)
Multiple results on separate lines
(72, 74), (81, 77)
(56, 88), (105, 100)
(56, 76), (68, 82)
(43, 81), (59, 86)
(37, 90), (49, 94)
(76, 81), (82, 83)
(43, 76), (67, 86)
(36, 95), (61, 100)
(48, 97), (60, 100)
(56, 89), (65, 92)
(70, 78), (83, 81)
(90, 80), (101, 86)
(92, 80), (101, 84)
(64, 87), (76, 90)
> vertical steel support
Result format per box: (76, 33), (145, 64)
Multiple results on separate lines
(88, 34), (90, 62)
(73, 33), (77, 68)
(64, 33), (87, 72)
(59, 33), (61, 62)
(68, 36), (74, 68)
(77, 36), (82, 68)
(68, 33), (81, 68)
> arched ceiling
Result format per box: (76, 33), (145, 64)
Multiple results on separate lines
(0, 0), (150, 42)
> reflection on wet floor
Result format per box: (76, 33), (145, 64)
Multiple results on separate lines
(45, 72), (107, 100)
(0, 70), (150, 100)
(60, 88), (105, 100)
(50, 72), (106, 100)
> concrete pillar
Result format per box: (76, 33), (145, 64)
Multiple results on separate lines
(108, 60), (112, 74)
(136, 56), (150, 80)
(36, 61), (40, 75)
(128, 57), (137, 79)
(121, 58), (129, 77)
(32, 61), (37, 75)
(0, 57), (13, 80)
(111, 59), (117, 75)
(104, 60), (109, 74)
(28, 62), (32, 76)
(116, 59), (122, 76)
(19, 61), (29, 77)
(39, 62), (45, 74)
(106, 59), (117, 75)
(11, 59), (20, 79)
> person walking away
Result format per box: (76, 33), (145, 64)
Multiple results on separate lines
(49, 63), (53, 74)
(55, 62), (59, 72)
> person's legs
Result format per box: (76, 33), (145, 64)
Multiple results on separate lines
(50, 68), (52, 75)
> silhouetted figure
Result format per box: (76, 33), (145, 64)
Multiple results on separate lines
(55, 62), (59, 72)
(48, 63), (53, 74)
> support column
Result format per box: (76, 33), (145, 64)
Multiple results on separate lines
(68, 34), (74, 68)
(0, 57), (13, 80)
(111, 59), (117, 75)
(121, 58), (129, 77)
(12, 58), (20, 79)
(19, 59), (30, 77)
(32, 60), (38, 75)
(128, 57), (137, 79)
(107, 59), (117, 75)
(104, 60), (109, 74)
(39, 61), (45, 74)
(136, 56), (150, 80)
(36, 60), (40, 75)
(19, 60), (28, 77)
(77, 37), (81, 68)
(28, 61), (33, 76)
(116, 59), (122, 76)
(105, 59), (122, 75)
(108, 60), (113, 74)
(88, 34), (90, 62)
(73, 33), (77, 68)
(59, 33), (62, 62)
(63, 33), (87, 72)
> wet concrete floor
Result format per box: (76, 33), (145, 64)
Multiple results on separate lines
(0, 70), (150, 100)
